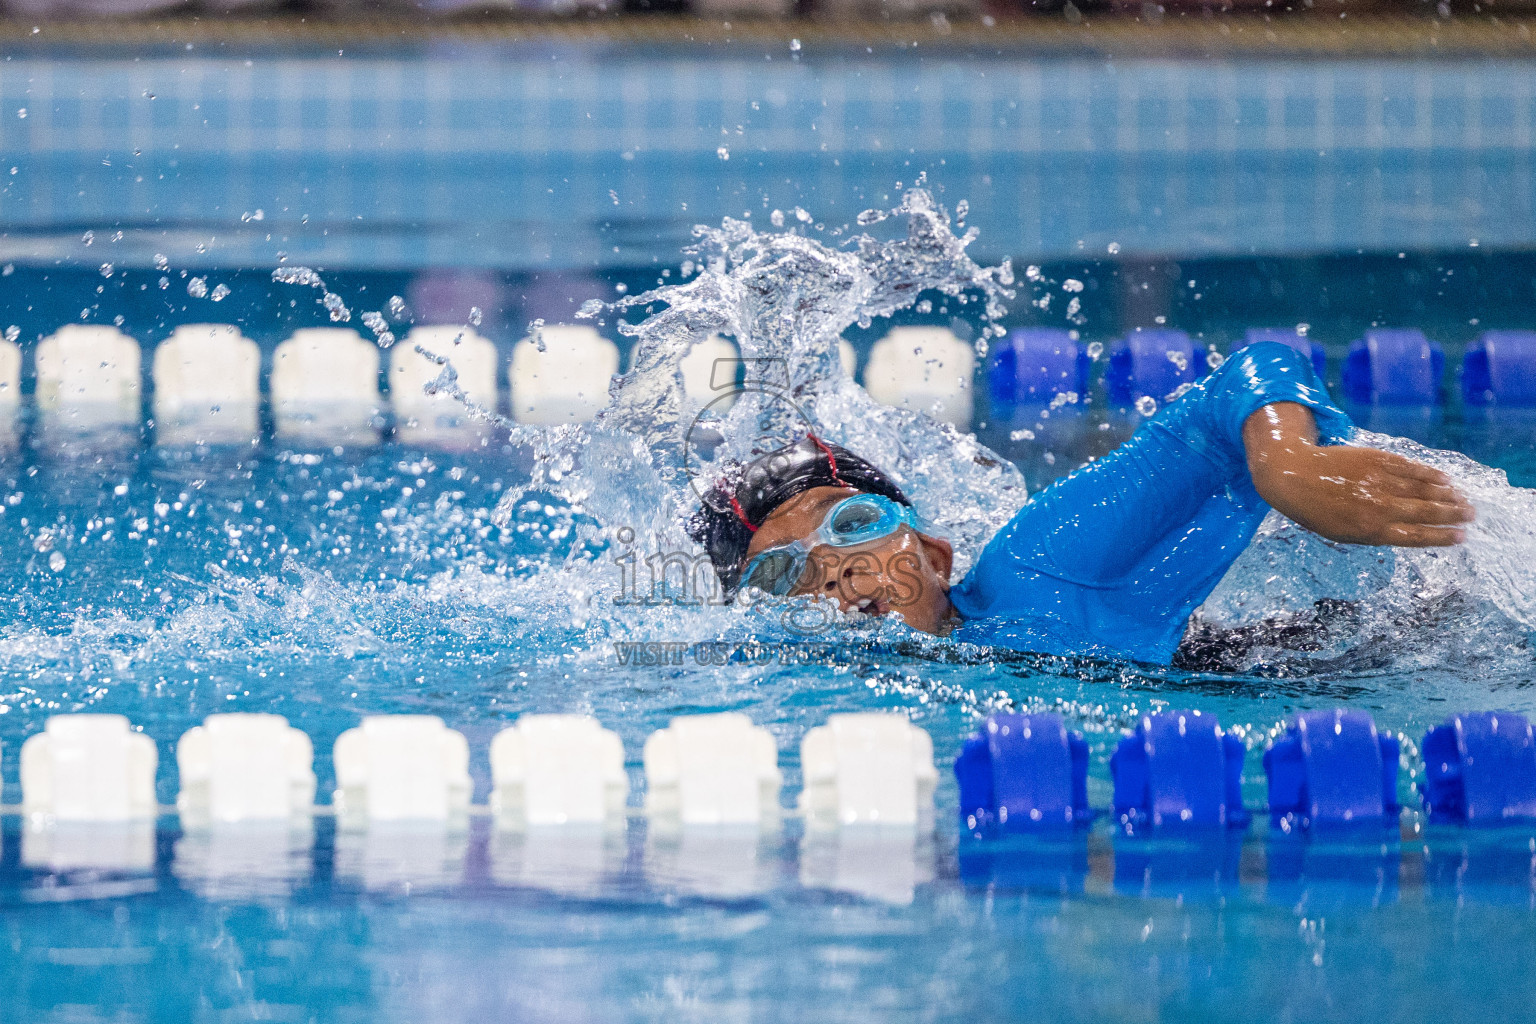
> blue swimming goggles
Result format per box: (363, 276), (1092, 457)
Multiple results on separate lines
(738, 493), (930, 597)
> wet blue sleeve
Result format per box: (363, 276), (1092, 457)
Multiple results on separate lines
(1151, 340), (1354, 473)
(951, 342), (1354, 658)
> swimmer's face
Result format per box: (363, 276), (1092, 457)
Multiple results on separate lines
(743, 486), (956, 634)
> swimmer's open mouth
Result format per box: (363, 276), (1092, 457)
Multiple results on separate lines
(851, 596), (890, 616)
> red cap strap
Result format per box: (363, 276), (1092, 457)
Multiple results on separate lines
(729, 493), (759, 532)
(808, 433), (845, 487)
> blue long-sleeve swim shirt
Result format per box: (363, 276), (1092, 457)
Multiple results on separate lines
(949, 341), (1355, 664)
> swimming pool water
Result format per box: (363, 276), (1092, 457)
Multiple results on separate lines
(4, 37), (1536, 1017)
(0, 390), (1530, 1022)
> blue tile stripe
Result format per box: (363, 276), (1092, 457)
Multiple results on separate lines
(0, 53), (1533, 269)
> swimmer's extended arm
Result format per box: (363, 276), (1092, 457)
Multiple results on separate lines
(1242, 402), (1475, 547)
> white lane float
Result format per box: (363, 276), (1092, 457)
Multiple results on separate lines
(21, 713), (158, 822)
(678, 334), (740, 411)
(489, 714), (629, 828)
(332, 715), (472, 825)
(644, 712), (781, 828)
(0, 333), (19, 450)
(34, 325), (142, 444)
(862, 326), (974, 429)
(389, 325), (500, 446)
(799, 712), (938, 829)
(176, 712), (316, 825)
(152, 323), (261, 446)
(271, 328), (382, 443)
(508, 325), (618, 424)
(18, 713), (159, 871)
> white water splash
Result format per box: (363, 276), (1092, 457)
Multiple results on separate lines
(1363, 430), (1536, 630)
(516, 184), (1029, 576)
(1197, 430), (1536, 672)
(273, 266), (352, 323)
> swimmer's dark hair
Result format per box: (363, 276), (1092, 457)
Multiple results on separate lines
(687, 435), (910, 598)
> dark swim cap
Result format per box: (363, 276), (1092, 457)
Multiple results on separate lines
(687, 435), (911, 597)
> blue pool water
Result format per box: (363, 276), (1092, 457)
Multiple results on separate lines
(4, 37), (1536, 1023)
(0, 191), (1534, 1024)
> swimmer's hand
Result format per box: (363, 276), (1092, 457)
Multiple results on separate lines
(1243, 402), (1475, 547)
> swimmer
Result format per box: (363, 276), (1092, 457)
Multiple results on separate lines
(687, 341), (1476, 666)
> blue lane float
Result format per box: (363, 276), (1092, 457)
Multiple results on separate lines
(1462, 331), (1536, 407)
(1340, 328), (1445, 405)
(1264, 710), (1400, 830)
(954, 713), (1092, 834)
(987, 328), (1089, 408)
(1420, 711), (1536, 824)
(1239, 327), (1326, 378)
(1110, 709), (1250, 829)
(1104, 329), (1199, 405)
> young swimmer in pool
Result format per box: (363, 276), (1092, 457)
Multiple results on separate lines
(687, 341), (1477, 666)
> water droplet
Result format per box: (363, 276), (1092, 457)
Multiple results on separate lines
(48, 551), (65, 572)
(387, 295), (410, 321)
(856, 208), (888, 226)
(99, 262), (113, 278)
(1107, 241), (1121, 255)
(210, 283), (230, 302)
(716, 146), (730, 161)
(1206, 350), (1225, 369)
(1086, 341), (1104, 359)
(1062, 279), (1083, 293)
(16, 108), (26, 119)
(153, 253), (169, 270)
(322, 292), (350, 322)
(1135, 395), (1158, 417)
(362, 310), (395, 348)
(789, 37), (801, 51)
(955, 199), (969, 221)
(770, 209), (785, 228)
(468, 306), (483, 327)
(81, 230), (93, 246)
(4, 326), (17, 344)
(187, 276), (208, 298)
